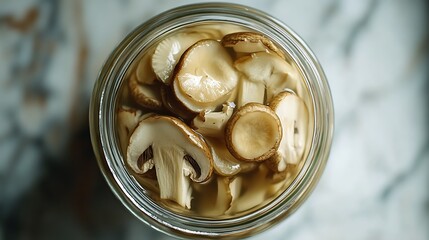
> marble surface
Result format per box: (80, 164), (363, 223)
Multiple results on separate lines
(0, 0), (428, 239)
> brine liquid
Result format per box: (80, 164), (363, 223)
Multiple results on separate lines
(116, 22), (313, 218)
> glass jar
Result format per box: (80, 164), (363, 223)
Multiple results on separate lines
(89, 3), (334, 239)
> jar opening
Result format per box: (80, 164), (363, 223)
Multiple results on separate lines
(90, 3), (333, 239)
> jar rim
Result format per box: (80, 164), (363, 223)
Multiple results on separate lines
(89, 2), (334, 239)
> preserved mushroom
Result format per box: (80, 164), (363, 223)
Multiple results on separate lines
(225, 103), (282, 162)
(118, 24), (312, 216)
(127, 115), (213, 208)
(268, 91), (309, 171)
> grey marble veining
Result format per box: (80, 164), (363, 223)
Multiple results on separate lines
(0, 0), (428, 239)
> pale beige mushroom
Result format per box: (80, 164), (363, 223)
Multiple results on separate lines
(226, 165), (268, 214)
(265, 171), (290, 196)
(191, 102), (235, 137)
(226, 164), (290, 214)
(196, 176), (233, 216)
(152, 32), (214, 84)
(205, 137), (257, 177)
(127, 115), (213, 209)
(221, 32), (285, 59)
(135, 47), (157, 85)
(228, 176), (242, 204)
(160, 86), (196, 120)
(173, 39), (239, 113)
(268, 91), (309, 171)
(234, 52), (301, 106)
(117, 106), (155, 153)
(213, 177), (234, 215)
(191, 175), (243, 217)
(214, 176), (244, 216)
(234, 72), (265, 108)
(225, 103), (282, 162)
(128, 74), (163, 110)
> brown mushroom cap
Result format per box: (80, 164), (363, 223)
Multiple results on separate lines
(225, 103), (282, 162)
(128, 74), (163, 110)
(160, 86), (196, 120)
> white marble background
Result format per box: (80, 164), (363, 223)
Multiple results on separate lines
(0, 0), (428, 239)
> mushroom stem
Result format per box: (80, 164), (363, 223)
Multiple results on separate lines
(192, 103), (234, 137)
(152, 142), (192, 209)
(236, 77), (265, 108)
(234, 52), (301, 103)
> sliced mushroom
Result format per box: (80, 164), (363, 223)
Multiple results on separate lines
(221, 32), (285, 59)
(229, 176), (242, 204)
(268, 91), (309, 168)
(205, 137), (257, 177)
(191, 102), (234, 137)
(214, 176), (247, 215)
(173, 39), (239, 113)
(265, 171), (289, 196)
(160, 86), (196, 120)
(226, 165), (268, 214)
(152, 32), (213, 84)
(135, 47), (157, 85)
(226, 164), (291, 214)
(234, 55), (266, 108)
(128, 74), (163, 110)
(127, 115), (213, 209)
(235, 72), (265, 108)
(117, 107), (155, 153)
(225, 103), (282, 162)
(210, 177), (234, 216)
(234, 52), (301, 103)
(191, 176), (242, 217)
